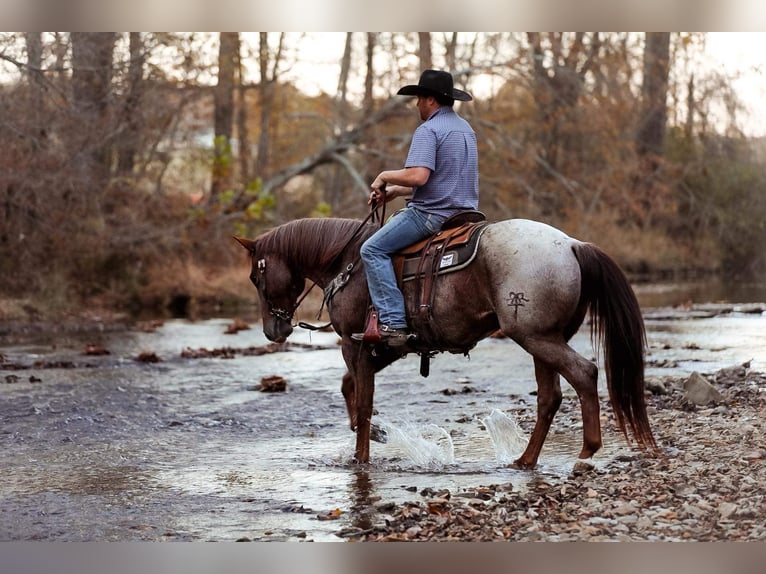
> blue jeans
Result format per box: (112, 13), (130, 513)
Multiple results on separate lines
(360, 207), (445, 328)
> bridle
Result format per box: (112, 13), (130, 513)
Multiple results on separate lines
(252, 257), (301, 323)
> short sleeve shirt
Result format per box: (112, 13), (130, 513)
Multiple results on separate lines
(404, 106), (479, 220)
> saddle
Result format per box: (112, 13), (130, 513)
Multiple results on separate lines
(360, 211), (489, 376)
(394, 211), (488, 283)
(396, 211), (488, 345)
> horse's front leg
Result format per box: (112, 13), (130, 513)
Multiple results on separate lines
(353, 365), (375, 463)
(341, 371), (356, 431)
(341, 340), (377, 464)
(514, 357), (562, 469)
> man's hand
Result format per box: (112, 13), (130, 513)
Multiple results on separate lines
(368, 188), (384, 206)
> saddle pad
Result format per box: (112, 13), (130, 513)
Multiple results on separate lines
(396, 222), (489, 282)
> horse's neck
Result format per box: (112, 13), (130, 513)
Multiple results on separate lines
(288, 219), (364, 286)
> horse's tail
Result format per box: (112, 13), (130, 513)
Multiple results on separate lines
(572, 242), (657, 451)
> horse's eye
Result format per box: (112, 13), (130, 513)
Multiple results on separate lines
(249, 274), (259, 287)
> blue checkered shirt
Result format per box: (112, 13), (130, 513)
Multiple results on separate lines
(404, 106), (479, 220)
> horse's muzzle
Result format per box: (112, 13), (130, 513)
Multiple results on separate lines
(264, 318), (293, 343)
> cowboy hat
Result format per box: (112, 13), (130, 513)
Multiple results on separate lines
(397, 69), (473, 102)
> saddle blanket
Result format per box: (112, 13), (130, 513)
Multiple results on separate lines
(395, 221), (489, 282)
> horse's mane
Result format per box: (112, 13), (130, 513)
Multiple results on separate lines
(255, 218), (374, 269)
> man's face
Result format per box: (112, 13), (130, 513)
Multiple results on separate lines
(416, 95), (436, 120)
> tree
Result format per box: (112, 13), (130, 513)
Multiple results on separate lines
(634, 32), (671, 227)
(418, 32), (432, 70)
(117, 32), (145, 176)
(526, 33), (602, 174)
(336, 32), (353, 130)
(255, 32), (285, 180)
(70, 32), (117, 208)
(363, 33), (376, 112)
(637, 32), (671, 159)
(211, 32), (238, 197)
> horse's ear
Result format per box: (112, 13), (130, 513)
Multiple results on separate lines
(233, 236), (256, 253)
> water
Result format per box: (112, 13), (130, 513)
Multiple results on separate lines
(2, 282), (766, 540)
(482, 409), (529, 463)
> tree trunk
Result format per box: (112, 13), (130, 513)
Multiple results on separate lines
(445, 32), (458, 71)
(255, 33), (284, 180)
(637, 32), (671, 159)
(24, 33), (43, 113)
(633, 32), (671, 228)
(70, 32), (116, 208)
(117, 32), (145, 176)
(418, 32), (432, 70)
(336, 32), (353, 130)
(363, 33), (376, 112)
(236, 44), (251, 186)
(211, 32), (238, 196)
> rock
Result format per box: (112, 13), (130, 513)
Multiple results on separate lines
(83, 344), (110, 356)
(683, 372), (723, 405)
(646, 377), (668, 395)
(135, 351), (161, 363)
(572, 460), (595, 475)
(718, 502), (737, 520)
(259, 375), (287, 392)
(225, 318), (251, 334)
(715, 361), (750, 382)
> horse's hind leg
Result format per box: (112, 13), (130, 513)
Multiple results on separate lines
(514, 358), (562, 469)
(519, 337), (602, 467)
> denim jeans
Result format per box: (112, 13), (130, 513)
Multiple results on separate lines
(360, 207), (445, 328)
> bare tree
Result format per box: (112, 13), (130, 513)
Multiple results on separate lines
(445, 32), (458, 71)
(633, 32), (671, 228)
(117, 32), (145, 176)
(24, 33), (44, 131)
(70, 32), (117, 206)
(336, 32), (353, 131)
(637, 32), (671, 159)
(255, 32), (285, 180)
(418, 32), (432, 70)
(211, 32), (238, 196)
(525, 33), (601, 175)
(236, 43), (251, 185)
(363, 33), (376, 112)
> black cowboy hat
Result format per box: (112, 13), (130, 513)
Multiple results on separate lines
(397, 69), (473, 102)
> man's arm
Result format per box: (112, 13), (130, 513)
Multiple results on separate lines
(369, 166), (430, 204)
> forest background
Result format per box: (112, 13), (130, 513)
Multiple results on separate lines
(1, 32), (765, 320)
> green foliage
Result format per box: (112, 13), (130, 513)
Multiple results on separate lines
(212, 135), (233, 169)
(311, 201), (332, 218)
(245, 191), (275, 220)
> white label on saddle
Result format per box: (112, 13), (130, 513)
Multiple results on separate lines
(440, 253), (455, 268)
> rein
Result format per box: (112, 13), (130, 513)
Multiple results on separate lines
(263, 190), (387, 331)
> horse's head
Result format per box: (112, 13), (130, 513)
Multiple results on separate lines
(234, 236), (303, 343)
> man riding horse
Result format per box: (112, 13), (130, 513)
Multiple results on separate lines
(354, 69), (479, 347)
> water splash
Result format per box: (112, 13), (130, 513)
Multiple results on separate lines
(378, 419), (455, 469)
(481, 409), (528, 463)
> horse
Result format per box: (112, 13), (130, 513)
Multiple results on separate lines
(234, 216), (657, 468)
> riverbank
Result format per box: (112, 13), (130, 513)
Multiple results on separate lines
(340, 365), (766, 541)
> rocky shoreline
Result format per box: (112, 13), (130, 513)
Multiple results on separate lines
(339, 366), (766, 541)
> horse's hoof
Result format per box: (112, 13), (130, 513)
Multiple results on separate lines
(511, 458), (536, 470)
(370, 423), (388, 443)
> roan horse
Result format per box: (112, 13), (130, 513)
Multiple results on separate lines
(235, 216), (657, 468)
